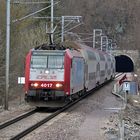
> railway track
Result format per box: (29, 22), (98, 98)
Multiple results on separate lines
(0, 87), (104, 140)
(0, 73), (123, 140)
(10, 80), (116, 140)
(10, 103), (77, 140)
(0, 109), (37, 130)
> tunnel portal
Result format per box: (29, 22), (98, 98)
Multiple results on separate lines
(115, 55), (134, 72)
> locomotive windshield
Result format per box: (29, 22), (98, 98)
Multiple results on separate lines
(31, 52), (64, 69)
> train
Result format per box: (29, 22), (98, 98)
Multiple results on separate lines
(25, 41), (116, 107)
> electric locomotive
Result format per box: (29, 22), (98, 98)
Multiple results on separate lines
(25, 43), (85, 107)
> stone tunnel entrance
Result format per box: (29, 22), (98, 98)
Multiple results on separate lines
(115, 55), (134, 72)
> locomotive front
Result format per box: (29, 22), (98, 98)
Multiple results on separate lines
(25, 50), (67, 107)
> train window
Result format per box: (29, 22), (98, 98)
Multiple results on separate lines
(87, 51), (96, 60)
(99, 53), (105, 61)
(31, 55), (47, 69)
(48, 55), (64, 69)
(31, 55), (64, 69)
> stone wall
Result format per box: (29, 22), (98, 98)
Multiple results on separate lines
(113, 50), (140, 72)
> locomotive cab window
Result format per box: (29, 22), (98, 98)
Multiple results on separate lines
(31, 55), (47, 69)
(31, 53), (64, 69)
(48, 55), (64, 69)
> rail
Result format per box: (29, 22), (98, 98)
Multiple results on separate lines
(0, 109), (37, 129)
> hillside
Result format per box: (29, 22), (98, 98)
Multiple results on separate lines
(61, 0), (140, 49)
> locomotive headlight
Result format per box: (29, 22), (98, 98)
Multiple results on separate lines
(56, 83), (63, 88)
(33, 83), (39, 87)
(45, 70), (49, 74)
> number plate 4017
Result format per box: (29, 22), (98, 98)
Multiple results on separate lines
(41, 83), (53, 87)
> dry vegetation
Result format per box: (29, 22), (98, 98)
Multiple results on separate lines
(61, 0), (140, 49)
(0, 0), (50, 105)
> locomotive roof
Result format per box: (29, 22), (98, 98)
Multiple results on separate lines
(33, 41), (114, 57)
(32, 49), (65, 54)
(34, 41), (82, 51)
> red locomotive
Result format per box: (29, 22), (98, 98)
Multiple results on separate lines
(25, 41), (115, 107)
